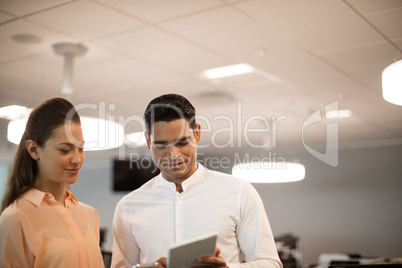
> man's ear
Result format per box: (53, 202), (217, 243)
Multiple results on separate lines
(144, 132), (151, 150)
(194, 123), (201, 144)
(26, 140), (40, 160)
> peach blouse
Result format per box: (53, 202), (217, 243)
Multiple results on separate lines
(0, 188), (104, 268)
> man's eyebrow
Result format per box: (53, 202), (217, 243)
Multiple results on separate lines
(175, 136), (191, 142)
(152, 140), (168, 145)
(153, 136), (191, 145)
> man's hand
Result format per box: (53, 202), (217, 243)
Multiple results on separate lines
(154, 257), (167, 268)
(193, 247), (228, 268)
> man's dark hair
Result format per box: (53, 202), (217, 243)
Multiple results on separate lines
(144, 94), (196, 135)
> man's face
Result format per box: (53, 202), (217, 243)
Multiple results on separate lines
(146, 119), (201, 182)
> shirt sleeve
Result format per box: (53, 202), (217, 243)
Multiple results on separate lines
(227, 181), (282, 268)
(0, 209), (34, 268)
(110, 200), (140, 268)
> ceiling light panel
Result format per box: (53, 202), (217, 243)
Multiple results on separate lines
(204, 63), (254, 79)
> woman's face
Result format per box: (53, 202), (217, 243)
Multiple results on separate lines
(34, 122), (85, 187)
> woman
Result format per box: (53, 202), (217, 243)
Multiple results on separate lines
(0, 97), (104, 267)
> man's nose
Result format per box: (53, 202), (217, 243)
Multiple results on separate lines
(167, 145), (181, 159)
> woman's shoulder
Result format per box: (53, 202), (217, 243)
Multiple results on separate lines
(0, 202), (26, 227)
(77, 201), (98, 214)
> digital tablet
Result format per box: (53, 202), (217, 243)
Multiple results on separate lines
(167, 232), (218, 268)
(133, 232), (218, 268)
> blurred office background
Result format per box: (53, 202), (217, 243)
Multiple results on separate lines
(0, 1), (402, 266)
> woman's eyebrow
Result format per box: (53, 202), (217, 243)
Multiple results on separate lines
(58, 142), (85, 147)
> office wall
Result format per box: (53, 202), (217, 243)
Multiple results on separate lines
(1, 144), (401, 266)
(0, 163), (8, 202)
(255, 144), (402, 265)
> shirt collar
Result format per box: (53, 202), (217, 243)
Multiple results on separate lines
(156, 163), (206, 193)
(181, 163), (205, 192)
(22, 188), (78, 207)
(66, 189), (79, 205)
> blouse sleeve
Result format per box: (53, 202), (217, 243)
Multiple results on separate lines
(0, 209), (35, 267)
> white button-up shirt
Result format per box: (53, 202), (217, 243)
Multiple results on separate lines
(111, 164), (282, 268)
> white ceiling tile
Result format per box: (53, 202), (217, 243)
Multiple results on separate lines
(97, 27), (200, 60)
(235, 83), (320, 115)
(70, 46), (133, 75)
(347, 66), (383, 93)
(0, 52), (59, 84)
(345, 0), (402, 13)
(159, 6), (269, 48)
(0, 0), (73, 17)
(75, 58), (184, 93)
(150, 49), (231, 75)
(0, 72), (62, 104)
(0, 46), (27, 62)
(340, 91), (402, 120)
(222, 0), (244, 3)
(95, 0), (225, 24)
(257, 55), (336, 84)
(95, 78), (213, 119)
(284, 16), (384, 52)
(132, 78), (213, 98)
(365, 7), (402, 39)
(393, 37), (402, 50)
(212, 33), (309, 66)
(301, 75), (381, 106)
(319, 42), (397, 71)
(0, 11), (15, 23)
(26, 0), (144, 40)
(235, 0), (353, 30)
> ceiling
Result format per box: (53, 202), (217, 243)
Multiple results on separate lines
(0, 0), (402, 161)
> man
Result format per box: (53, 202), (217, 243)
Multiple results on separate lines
(111, 94), (282, 268)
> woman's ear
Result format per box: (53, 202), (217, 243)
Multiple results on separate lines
(26, 140), (40, 160)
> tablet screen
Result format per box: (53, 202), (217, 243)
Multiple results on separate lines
(167, 232), (218, 268)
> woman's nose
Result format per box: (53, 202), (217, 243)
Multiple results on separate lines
(71, 150), (83, 164)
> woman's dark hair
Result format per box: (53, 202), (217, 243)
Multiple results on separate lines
(1, 97), (80, 213)
(143, 93), (196, 135)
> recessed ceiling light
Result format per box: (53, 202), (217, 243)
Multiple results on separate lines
(0, 105), (32, 120)
(203, 63), (254, 79)
(232, 161), (305, 183)
(7, 116), (125, 151)
(125, 132), (147, 147)
(382, 59), (402, 106)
